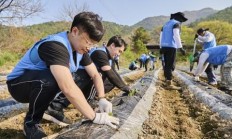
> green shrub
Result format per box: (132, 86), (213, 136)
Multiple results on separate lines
(0, 51), (20, 66)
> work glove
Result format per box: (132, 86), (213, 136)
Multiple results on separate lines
(180, 48), (186, 55)
(213, 65), (218, 70)
(93, 113), (119, 129)
(98, 98), (112, 113)
(194, 75), (200, 82)
(194, 34), (198, 40)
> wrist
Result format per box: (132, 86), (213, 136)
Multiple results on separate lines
(92, 113), (96, 121)
(98, 96), (106, 101)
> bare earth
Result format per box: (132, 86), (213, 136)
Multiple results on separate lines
(1, 69), (232, 139)
(139, 71), (232, 139)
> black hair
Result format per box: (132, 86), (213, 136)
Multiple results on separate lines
(71, 12), (105, 42)
(107, 35), (128, 51)
(197, 28), (209, 34)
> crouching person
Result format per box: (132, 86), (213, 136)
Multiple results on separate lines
(44, 35), (131, 126)
(6, 12), (118, 139)
(129, 60), (138, 71)
(193, 45), (232, 90)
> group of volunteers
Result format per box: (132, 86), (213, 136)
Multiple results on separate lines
(129, 52), (157, 71)
(6, 10), (232, 139)
(160, 11), (232, 91)
(6, 12), (131, 139)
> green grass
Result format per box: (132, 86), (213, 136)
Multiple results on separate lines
(0, 51), (20, 67)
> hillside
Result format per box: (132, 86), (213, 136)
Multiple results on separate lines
(132, 8), (218, 30)
(201, 6), (232, 23)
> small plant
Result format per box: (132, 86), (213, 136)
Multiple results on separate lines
(128, 89), (138, 96)
(108, 112), (113, 116)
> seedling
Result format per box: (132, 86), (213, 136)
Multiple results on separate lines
(128, 89), (138, 96)
(108, 112), (113, 116)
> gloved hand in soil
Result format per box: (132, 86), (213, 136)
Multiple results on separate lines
(121, 86), (138, 96)
(93, 113), (119, 129)
(98, 98), (112, 113)
(193, 75), (200, 82)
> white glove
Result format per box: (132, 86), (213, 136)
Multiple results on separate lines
(93, 113), (119, 129)
(194, 76), (200, 82)
(98, 98), (112, 113)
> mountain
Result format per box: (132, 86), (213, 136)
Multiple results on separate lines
(200, 6), (232, 23)
(132, 8), (218, 30)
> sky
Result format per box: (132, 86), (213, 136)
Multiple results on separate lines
(22, 0), (232, 26)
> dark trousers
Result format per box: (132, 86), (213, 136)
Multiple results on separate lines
(205, 64), (216, 83)
(139, 59), (150, 71)
(144, 59), (150, 71)
(50, 70), (115, 111)
(162, 47), (176, 80)
(7, 70), (60, 126)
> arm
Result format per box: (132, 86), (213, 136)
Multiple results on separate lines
(102, 65), (128, 91)
(84, 63), (105, 98)
(173, 28), (183, 48)
(198, 32), (214, 42)
(159, 31), (162, 48)
(194, 53), (209, 76)
(50, 65), (95, 120)
(91, 50), (128, 91)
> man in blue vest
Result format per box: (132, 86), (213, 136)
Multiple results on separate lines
(193, 45), (232, 91)
(6, 12), (118, 139)
(44, 35), (131, 126)
(160, 12), (187, 90)
(194, 28), (217, 85)
(139, 54), (150, 71)
(149, 52), (156, 70)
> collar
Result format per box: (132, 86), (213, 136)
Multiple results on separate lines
(104, 47), (112, 60)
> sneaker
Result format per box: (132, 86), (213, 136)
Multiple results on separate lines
(23, 124), (47, 139)
(209, 81), (217, 86)
(43, 106), (72, 126)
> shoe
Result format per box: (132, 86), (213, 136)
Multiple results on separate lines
(23, 124), (47, 139)
(165, 80), (181, 90)
(43, 106), (72, 126)
(209, 81), (217, 85)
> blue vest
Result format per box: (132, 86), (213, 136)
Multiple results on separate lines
(78, 47), (112, 69)
(139, 54), (147, 63)
(205, 45), (228, 65)
(7, 31), (83, 80)
(161, 19), (180, 48)
(203, 33), (216, 50)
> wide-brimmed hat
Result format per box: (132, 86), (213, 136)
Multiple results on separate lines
(197, 28), (209, 34)
(170, 12), (188, 22)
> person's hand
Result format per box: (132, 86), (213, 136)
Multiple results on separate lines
(213, 65), (218, 70)
(98, 98), (112, 113)
(121, 86), (132, 96)
(180, 48), (186, 55)
(194, 76), (200, 82)
(122, 86), (130, 93)
(93, 113), (119, 129)
(194, 34), (198, 40)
